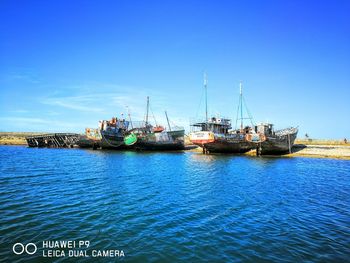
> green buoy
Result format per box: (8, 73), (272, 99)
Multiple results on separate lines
(124, 133), (137, 146)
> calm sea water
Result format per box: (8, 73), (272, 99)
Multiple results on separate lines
(0, 146), (349, 262)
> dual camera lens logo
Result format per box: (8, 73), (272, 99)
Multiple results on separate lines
(12, 243), (37, 255)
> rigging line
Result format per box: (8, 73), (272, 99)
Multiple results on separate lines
(169, 118), (177, 126)
(235, 94), (241, 130)
(195, 86), (205, 120)
(170, 120), (183, 129)
(143, 113), (146, 125)
(149, 104), (158, 126)
(127, 107), (133, 129)
(242, 96), (256, 127)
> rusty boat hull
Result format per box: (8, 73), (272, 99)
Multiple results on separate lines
(190, 131), (254, 154)
(131, 129), (185, 151)
(203, 138), (253, 153)
(259, 129), (298, 155)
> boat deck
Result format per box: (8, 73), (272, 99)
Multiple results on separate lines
(25, 133), (81, 148)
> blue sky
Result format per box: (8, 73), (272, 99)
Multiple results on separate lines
(0, 0), (349, 139)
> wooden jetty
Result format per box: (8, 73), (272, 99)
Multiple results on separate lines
(25, 133), (81, 148)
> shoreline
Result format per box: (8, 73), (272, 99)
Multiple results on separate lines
(1, 132), (349, 160)
(187, 144), (350, 160)
(0, 132), (42, 145)
(287, 144), (350, 160)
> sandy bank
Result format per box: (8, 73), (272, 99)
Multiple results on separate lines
(0, 132), (43, 145)
(288, 144), (350, 159)
(187, 144), (350, 160)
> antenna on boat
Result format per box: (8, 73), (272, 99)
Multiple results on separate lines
(146, 96), (149, 126)
(165, 111), (171, 131)
(204, 72), (208, 122)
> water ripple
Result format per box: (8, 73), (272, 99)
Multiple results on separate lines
(0, 146), (349, 261)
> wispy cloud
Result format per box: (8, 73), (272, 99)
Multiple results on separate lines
(0, 117), (90, 132)
(42, 95), (106, 113)
(39, 85), (164, 118)
(5, 71), (41, 84)
(34, 83), (190, 131)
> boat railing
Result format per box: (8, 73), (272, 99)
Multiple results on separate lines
(25, 133), (79, 139)
(190, 117), (232, 126)
(275, 127), (298, 136)
(129, 121), (184, 132)
(169, 126), (184, 131)
(129, 121), (147, 129)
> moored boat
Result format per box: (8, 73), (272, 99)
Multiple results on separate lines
(247, 123), (298, 155)
(190, 117), (253, 153)
(124, 97), (185, 151)
(189, 76), (254, 154)
(85, 117), (130, 149)
(127, 127), (185, 151)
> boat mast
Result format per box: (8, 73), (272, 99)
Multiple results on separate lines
(165, 111), (171, 131)
(204, 73), (208, 122)
(235, 81), (255, 131)
(146, 96), (149, 126)
(240, 81), (243, 131)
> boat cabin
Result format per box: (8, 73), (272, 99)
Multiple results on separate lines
(233, 126), (252, 135)
(255, 123), (274, 136)
(98, 117), (130, 134)
(191, 117), (231, 134)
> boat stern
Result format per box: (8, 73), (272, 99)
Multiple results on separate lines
(85, 128), (102, 141)
(189, 131), (215, 145)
